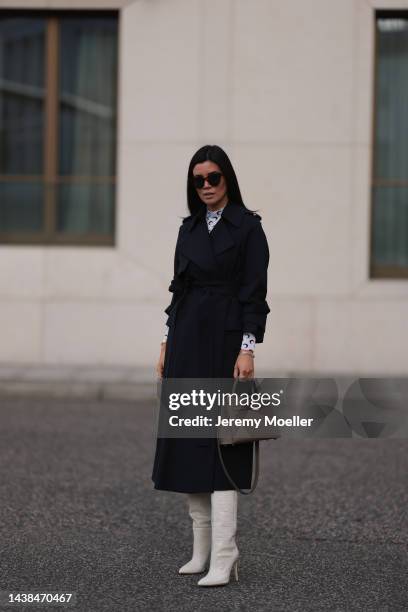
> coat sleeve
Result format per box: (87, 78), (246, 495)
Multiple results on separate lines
(164, 229), (182, 324)
(237, 219), (270, 343)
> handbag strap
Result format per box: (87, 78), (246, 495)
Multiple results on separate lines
(216, 437), (260, 495)
(216, 377), (261, 495)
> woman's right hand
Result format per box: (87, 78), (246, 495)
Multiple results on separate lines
(156, 342), (167, 378)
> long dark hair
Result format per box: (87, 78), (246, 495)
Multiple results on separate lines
(186, 145), (258, 217)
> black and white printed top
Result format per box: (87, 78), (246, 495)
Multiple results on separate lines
(163, 204), (256, 353)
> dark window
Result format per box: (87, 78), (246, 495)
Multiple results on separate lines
(371, 11), (408, 277)
(0, 10), (118, 245)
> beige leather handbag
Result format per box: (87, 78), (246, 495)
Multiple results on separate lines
(216, 378), (280, 495)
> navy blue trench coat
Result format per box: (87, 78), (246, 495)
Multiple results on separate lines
(152, 200), (270, 493)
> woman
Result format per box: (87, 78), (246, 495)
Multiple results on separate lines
(152, 144), (270, 587)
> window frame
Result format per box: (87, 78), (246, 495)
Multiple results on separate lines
(0, 9), (119, 247)
(370, 9), (408, 279)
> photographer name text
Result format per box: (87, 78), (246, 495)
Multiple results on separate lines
(168, 415), (314, 428)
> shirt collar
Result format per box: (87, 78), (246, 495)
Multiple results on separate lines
(206, 204), (226, 218)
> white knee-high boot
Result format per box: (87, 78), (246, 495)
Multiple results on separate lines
(197, 490), (239, 586)
(179, 493), (211, 574)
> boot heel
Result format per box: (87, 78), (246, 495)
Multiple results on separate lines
(196, 491), (240, 587)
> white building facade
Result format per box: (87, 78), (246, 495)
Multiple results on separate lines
(0, 0), (407, 376)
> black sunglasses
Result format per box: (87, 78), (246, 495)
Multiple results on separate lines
(192, 171), (223, 189)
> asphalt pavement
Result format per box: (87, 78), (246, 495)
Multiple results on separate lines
(0, 395), (407, 612)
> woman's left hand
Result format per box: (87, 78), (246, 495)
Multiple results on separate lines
(233, 352), (254, 379)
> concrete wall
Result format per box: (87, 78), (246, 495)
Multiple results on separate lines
(0, 0), (407, 375)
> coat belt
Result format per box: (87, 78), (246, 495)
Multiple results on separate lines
(165, 277), (240, 378)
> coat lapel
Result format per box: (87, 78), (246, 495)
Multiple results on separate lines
(178, 201), (246, 271)
(209, 215), (235, 255)
(178, 206), (216, 271)
(210, 202), (245, 255)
